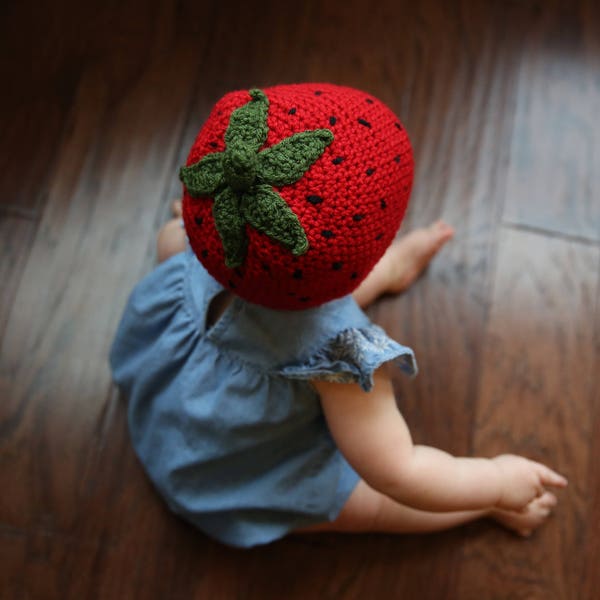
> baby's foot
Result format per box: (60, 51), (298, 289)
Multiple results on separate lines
(490, 492), (558, 537)
(379, 220), (455, 294)
(172, 199), (183, 218)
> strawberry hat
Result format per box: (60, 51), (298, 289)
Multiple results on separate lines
(180, 83), (414, 310)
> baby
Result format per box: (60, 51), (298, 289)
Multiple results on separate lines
(110, 84), (567, 548)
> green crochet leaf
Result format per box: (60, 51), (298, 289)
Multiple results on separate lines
(179, 153), (224, 197)
(224, 89), (269, 155)
(181, 89), (334, 268)
(256, 129), (334, 186)
(213, 188), (248, 268)
(243, 184), (309, 256)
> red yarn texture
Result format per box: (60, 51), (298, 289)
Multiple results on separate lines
(182, 83), (414, 310)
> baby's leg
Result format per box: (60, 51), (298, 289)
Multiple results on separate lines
(352, 221), (454, 308)
(157, 200), (187, 263)
(297, 480), (557, 537)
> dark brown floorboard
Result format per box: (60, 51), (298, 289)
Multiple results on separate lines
(1, 0), (599, 598)
(502, 0), (600, 241)
(0, 37), (200, 532)
(0, 216), (37, 341)
(457, 230), (599, 599)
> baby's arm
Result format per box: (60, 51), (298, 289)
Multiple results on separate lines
(314, 367), (567, 513)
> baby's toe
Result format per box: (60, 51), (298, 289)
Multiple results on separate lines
(519, 529), (532, 538)
(171, 199), (183, 217)
(430, 220), (455, 242)
(534, 491), (557, 510)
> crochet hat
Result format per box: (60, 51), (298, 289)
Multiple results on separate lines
(180, 83), (414, 310)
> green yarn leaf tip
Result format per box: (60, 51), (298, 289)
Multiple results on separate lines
(243, 185), (309, 256)
(213, 188), (248, 268)
(179, 153), (224, 197)
(224, 89), (269, 154)
(257, 129), (334, 186)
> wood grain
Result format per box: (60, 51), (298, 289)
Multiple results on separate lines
(0, 216), (37, 341)
(456, 228), (599, 599)
(0, 40), (200, 533)
(502, 1), (600, 241)
(0, 2), (80, 215)
(0, 0), (187, 216)
(581, 298), (600, 600)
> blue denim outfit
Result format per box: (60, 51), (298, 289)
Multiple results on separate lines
(110, 249), (417, 547)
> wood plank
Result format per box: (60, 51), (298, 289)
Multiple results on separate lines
(0, 529), (26, 600)
(0, 525), (507, 599)
(0, 215), (37, 341)
(502, 1), (600, 241)
(581, 289), (600, 600)
(456, 228), (599, 599)
(0, 40), (200, 533)
(0, 0), (182, 216)
(0, 2), (81, 215)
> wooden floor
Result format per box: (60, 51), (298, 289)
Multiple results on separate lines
(1, 0), (599, 597)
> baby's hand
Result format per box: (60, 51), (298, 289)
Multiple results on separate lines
(492, 454), (568, 511)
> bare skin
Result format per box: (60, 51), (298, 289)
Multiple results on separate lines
(299, 479), (560, 539)
(351, 220), (455, 307)
(156, 201), (188, 264)
(158, 200), (566, 538)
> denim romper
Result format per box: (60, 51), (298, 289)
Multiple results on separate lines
(110, 248), (417, 548)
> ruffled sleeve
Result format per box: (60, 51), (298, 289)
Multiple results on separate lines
(278, 323), (417, 392)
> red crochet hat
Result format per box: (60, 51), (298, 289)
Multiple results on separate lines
(180, 83), (413, 310)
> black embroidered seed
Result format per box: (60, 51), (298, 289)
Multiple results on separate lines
(394, 155), (401, 163)
(358, 118), (371, 128)
(353, 214), (364, 222)
(288, 107), (297, 115)
(321, 230), (335, 239)
(195, 216), (203, 226)
(380, 199), (387, 209)
(261, 262), (270, 272)
(332, 262), (343, 270)
(366, 98), (374, 104)
(329, 116), (337, 126)
(351, 272), (358, 279)
(300, 296), (310, 302)
(375, 233), (384, 241)
(209, 142), (218, 148)
(332, 156), (345, 165)
(314, 90), (322, 96)
(228, 279), (236, 289)
(366, 168), (375, 176)
(201, 250), (209, 258)
(395, 122), (402, 129)
(293, 269), (303, 279)
(306, 195), (323, 205)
